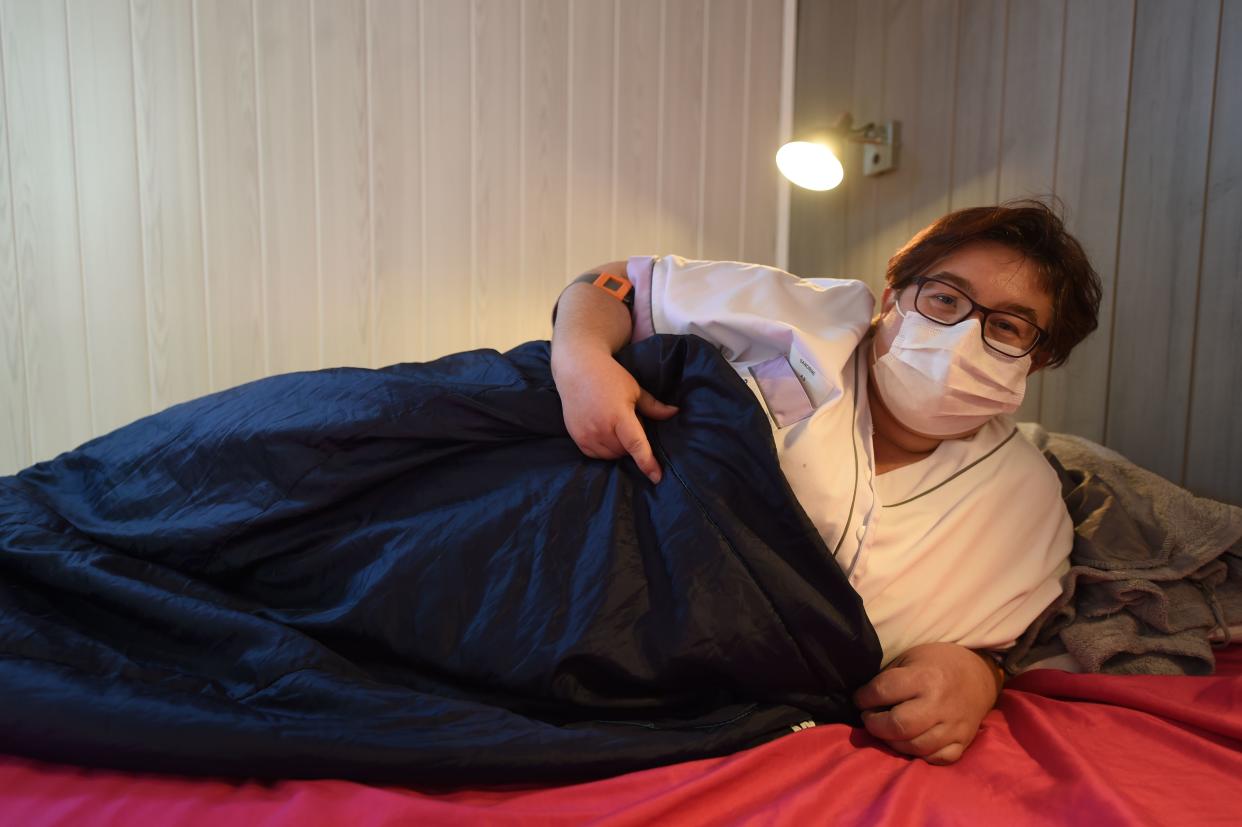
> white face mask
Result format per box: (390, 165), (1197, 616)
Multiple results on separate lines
(871, 302), (1031, 438)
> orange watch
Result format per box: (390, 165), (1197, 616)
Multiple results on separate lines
(591, 271), (635, 308)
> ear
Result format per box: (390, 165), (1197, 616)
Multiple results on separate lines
(880, 285), (895, 313)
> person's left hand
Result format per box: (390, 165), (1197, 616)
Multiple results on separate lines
(852, 642), (1000, 765)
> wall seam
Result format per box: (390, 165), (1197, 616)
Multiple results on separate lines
(696, 0), (709, 259)
(1179, 0), (1225, 486)
(309, 0), (324, 368)
(737, 0), (751, 262)
(1040, 0), (1069, 424)
(518, 0), (526, 335)
(655, 0), (666, 253)
(63, 0), (97, 435)
(1049, 0), (1068, 201)
(468, 0), (477, 349)
(365, 0), (377, 366)
(1102, 0), (1139, 446)
(609, 0), (618, 259)
(870, 0), (889, 283)
(994, 0), (1010, 205)
(906, 0), (923, 240)
(126, 0), (155, 412)
(0, 1), (36, 466)
(418, 0), (427, 359)
(250, 0), (270, 377)
(564, 0), (574, 282)
(946, 0), (962, 209)
(775, 0), (796, 270)
(190, 0), (213, 391)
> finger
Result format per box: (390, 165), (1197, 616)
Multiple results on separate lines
(924, 742), (966, 765)
(635, 389), (680, 421)
(882, 722), (953, 759)
(860, 698), (938, 743)
(613, 414), (662, 484)
(853, 666), (923, 711)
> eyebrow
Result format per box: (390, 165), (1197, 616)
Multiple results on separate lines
(925, 271), (1043, 326)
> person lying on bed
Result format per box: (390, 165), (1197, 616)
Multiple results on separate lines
(549, 200), (1103, 766)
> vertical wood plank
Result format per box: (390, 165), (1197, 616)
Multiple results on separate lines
(474, 0), (523, 350)
(421, 0), (473, 358)
(787, 0), (855, 276)
(566, 0), (615, 276)
(613, 0), (662, 259)
(902, 0), (957, 243)
(523, 0), (570, 335)
(131, 0), (210, 412)
(195, 0), (264, 390)
(0, 0), (93, 461)
(313, 0), (371, 368)
(256, 0), (318, 374)
(842, 0), (885, 290)
(948, 0), (1006, 211)
(658, 0), (705, 259)
(996, 0), (1064, 423)
(1040, 0), (1133, 441)
(369, 0), (423, 366)
(741, 0), (784, 266)
(700, 0), (746, 263)
(66, 0), (153, 435)
(1107, 0), (1219, 481)
(996, 0), (1063, 202)
(0, 31), (31, 473)
(1185, 0), (1242, 505)
(869, 0), (919, 292)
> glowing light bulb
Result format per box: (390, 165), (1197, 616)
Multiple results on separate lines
(775, 141), (845, 191)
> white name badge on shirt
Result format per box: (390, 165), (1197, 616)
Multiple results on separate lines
(748, 355), (815, 428)
(788, 339), (832, 407)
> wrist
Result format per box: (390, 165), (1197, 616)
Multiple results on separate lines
(551, 339), (614, 382)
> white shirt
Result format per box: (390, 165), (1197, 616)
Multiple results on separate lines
(627, 255), (1073, 665)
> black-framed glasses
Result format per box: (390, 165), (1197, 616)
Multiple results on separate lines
(905, 276), (1048, 358)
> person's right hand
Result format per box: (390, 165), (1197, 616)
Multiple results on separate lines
(553, 349), (679, 485)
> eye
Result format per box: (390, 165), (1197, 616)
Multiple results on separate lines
(991, 317), (1018, 334)
(929, 292), (958, 307)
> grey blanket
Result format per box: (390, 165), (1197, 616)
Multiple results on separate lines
(1005, 424), (1242, 676)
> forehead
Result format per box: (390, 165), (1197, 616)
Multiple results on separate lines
(921, 241), (1053, 327)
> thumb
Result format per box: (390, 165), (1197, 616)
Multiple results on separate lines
(635, 389), (679, 420)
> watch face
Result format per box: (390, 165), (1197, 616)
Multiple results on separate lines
(602, 276), (624, 292)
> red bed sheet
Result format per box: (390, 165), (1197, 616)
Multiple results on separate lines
(3, 645), (1239, 827)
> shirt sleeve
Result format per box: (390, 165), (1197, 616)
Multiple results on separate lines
(626, 254), (876, 364)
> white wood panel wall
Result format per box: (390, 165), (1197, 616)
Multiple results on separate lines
(790, 0), (1242, 506)
(0, 0), (789, 476)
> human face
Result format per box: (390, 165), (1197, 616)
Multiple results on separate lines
(868, 241), (1054, 443)
(873, 241), (1054, 375)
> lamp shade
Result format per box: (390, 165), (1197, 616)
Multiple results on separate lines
(775, 141), (845, 191)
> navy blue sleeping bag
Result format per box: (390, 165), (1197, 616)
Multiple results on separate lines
(0, 334), (880, 785)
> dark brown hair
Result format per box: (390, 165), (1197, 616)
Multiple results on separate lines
(885, 199), (1102, 368)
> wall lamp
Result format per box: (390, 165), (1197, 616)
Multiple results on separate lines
(776, 114), (899, 191)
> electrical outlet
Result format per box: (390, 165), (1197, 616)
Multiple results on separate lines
(863, 143), (893, 176)
(862, 121), (897, 176)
